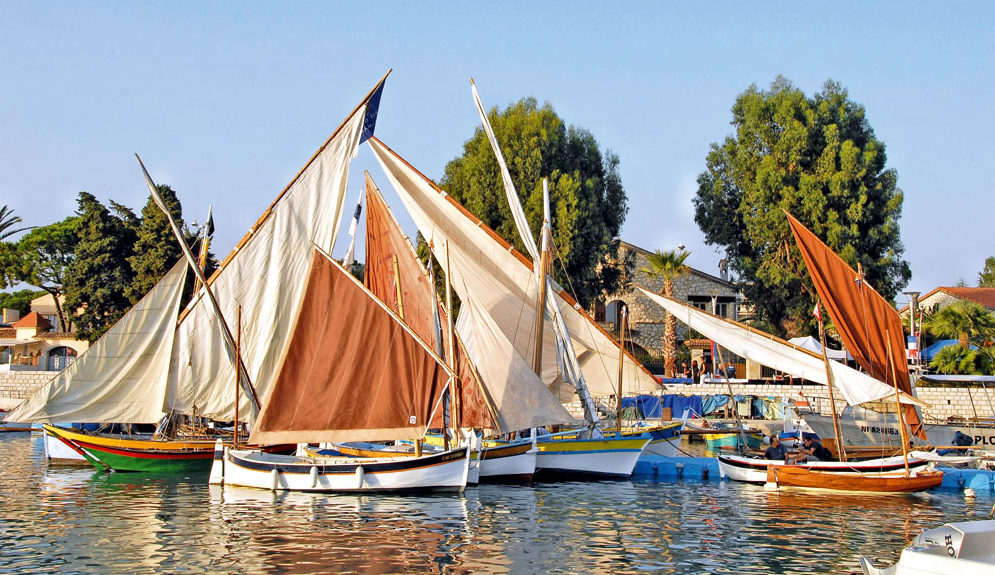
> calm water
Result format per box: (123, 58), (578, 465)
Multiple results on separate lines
(1, 433), (989, 574)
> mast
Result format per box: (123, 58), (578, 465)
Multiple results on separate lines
(234, 306), (241, 447)
(616, 304), (627, 433)
(887, 331), (912, 475)
(713, 343), (749, 453)
(193, 205), (213, 295)
(531, 182), (551, 373)
(816, 301), (847, 462)
(444, 242), (460, 447)
(136, 155), (260, 414)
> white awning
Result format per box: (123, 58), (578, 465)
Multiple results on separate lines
(0, 339), (39, 347)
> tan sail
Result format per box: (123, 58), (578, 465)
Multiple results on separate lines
(784, 210), (921, 432)
(249, 249), (451, 445)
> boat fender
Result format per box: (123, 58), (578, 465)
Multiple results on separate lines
(355, 466), (365, 489)
(271, 468), (280, 491)
(310, 466), (318, 488)
(964, 487), (976, 498)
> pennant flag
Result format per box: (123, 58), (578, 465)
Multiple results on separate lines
(204, 207), (215, 238)
(813, 301), (822, 323)
(341, 189), (364, 269)
(360, 77), (387, 144)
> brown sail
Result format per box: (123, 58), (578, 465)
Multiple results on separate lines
(364, 172), (494, 430)
(784, 210), (921, 432)
(249, 249), (450, 445)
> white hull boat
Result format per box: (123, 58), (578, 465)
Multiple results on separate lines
(211, 441), (471, 493)
(478, 440), (538, 482)
(534, 435), (651, 479)
(860, 520), (995, 574)
(42, 426), (90, 464)
(717, 453), (931, 484)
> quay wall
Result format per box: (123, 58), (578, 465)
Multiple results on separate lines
(0, 371), (52, 408)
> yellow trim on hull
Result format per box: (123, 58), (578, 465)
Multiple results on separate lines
(44, 424), (218, 451)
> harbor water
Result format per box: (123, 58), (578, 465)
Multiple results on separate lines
(1, 433), (988, 574)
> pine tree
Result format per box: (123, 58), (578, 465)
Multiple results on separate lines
(126, 185), (184, 303)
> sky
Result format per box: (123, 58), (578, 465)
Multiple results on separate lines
(1, 2), (992, 299)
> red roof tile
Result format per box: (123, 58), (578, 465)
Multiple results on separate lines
(939, 287), (995, 308)
(12, 312), (53, 330)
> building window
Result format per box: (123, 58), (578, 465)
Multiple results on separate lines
(692, 301), (707, 311)
(715, 303), (728, 317)
(47, 346), (77, 371)
(0, 347), (10, 365)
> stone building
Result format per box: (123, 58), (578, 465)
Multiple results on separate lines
(592, 241), (743, 371)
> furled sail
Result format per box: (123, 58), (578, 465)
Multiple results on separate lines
(784, 211), (922, 429)
(367, 137), (661, 398)
(165, 73), (389, 422)
(364, 173), (571, 433)
(636, 288), (927, 408)
(248, 249), (452, 445)
(6, 258), (188, 423)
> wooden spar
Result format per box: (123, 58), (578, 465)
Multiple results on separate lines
(193, 205), (213, 294)
(616, 304), (627, 433)
(391, 255), (406, 323)
(234, 306), (241, 448)
(444, 242), (459, 446)
(886, 331), (912, 475)
(136, 154), (261, 414)
(817, 302), (847, 462)
(713, 344), (749, 453)
(531, 227), (550, 375)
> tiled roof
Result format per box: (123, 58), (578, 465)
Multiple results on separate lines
(0, 327), (14, 338)
(685, 338), (713, 348)
(12, 312), (52, 330)
(939, 287), (995, 308)
(35, 332), (79, 340)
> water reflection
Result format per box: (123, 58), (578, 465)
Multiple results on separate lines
(2, 433), (991, 574)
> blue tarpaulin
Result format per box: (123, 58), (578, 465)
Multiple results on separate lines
(661, 394), (704, 419)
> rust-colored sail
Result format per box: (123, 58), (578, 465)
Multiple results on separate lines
(364, 173), (494, 430)
(248, 250), (450, 445)
(785, 211), (920, 431)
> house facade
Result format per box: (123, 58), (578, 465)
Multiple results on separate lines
(0, 294), (87, 373)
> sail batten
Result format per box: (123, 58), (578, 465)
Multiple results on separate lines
(6, 258), (189, 423)
(367, 137), (661, 398)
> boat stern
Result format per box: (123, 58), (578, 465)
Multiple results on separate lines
(209, 439), (225, 485)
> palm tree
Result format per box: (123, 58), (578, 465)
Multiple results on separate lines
(929, 345), (980, 375)
(640, 248), (691, 377)
(926, 300), (995, 350)
(0, 205), (32, 240)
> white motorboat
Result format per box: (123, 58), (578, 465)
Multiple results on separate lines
(859, 520), (995, 574)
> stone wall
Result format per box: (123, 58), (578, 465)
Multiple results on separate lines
(0, 371), (52, 408)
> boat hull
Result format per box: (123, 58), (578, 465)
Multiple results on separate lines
(43, 426), (93, 465)
(534, 436), (650, 479)
(765, 465), (943, 493)
(704, 432), (763, 452)
(717, 454), (932, 484)
(478, 441), (536, 482)
(44, 424), (218, 473)
(212, 443), (470, 493)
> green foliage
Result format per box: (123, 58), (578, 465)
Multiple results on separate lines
(439, 97), (628, 307)
(925, 300), (995, 350)
(979, 256), (995, 287)
(693, 77), (910, 336)
(63, 192), (137, 342)
(0, 206), (33, 241)
(929, 345), (985, 375)
(8, 218), (79, 331)
(126, 186), (184, 304)
(0, 289), (45, 319)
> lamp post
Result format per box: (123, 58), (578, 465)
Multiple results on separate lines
(903, 291), (921, 366)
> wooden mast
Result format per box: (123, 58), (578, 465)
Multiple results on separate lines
(616, 304), (627, 433)
(816, 301), (847, 462)
(444, 242), (460, 449)
(234, 306), (241, 447)
(887, 331), (912, 475)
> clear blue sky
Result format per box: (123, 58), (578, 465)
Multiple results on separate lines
(2, 2), (992, 298)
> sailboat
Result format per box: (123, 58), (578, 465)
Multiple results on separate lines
(367, 125), (651, 478)
(636, 289), (935, 485)
(209, 247), (471, 492)
(758, 211), (942, 492)
(359, 173), (573, 482)
(5, 73), (391, 472)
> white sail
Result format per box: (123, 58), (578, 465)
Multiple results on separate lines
(636, 287), (927, 407)
(368, 137), (661, 398)
(166, 78), (385, 422)
(6, 258), (188, 423)
(455, 290), (575, 432)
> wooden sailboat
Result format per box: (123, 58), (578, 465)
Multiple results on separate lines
(209, 248), (471, 492)
(367, 131), (650, 479)
(6, 73), (391, 472)
(758, 211), (942, 493)
(361, 174), (573, 482)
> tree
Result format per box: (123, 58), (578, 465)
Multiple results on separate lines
(693, 77), (910, 336)
(0, 288), (45, 318)
(640, 249), (691, 377)
(8, 218), (79, 331)
(439, 97), (628, 307)
(979, 256), (995, 287)
(929, 345), (982, 375)
(63, 192), (137, 342)
(925, 300), (995, 350)
(0, 205), (32, 240)
(126, 186), (184, 304)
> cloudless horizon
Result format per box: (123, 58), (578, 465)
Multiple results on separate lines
(2, 3), (992, 301)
